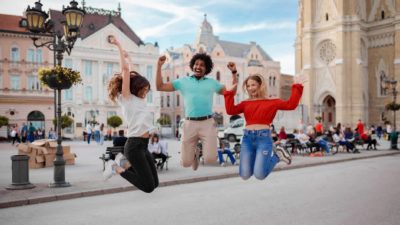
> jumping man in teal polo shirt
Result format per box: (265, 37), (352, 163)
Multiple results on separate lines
(156, 53), (238, 170)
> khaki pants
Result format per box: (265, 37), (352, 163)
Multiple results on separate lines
(181, 118), (217, 167)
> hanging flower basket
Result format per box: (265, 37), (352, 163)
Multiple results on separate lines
(385, 102), (400, 111)
(38, 66), (82, 90)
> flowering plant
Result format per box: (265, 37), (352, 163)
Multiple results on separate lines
(38, 66), (82, 89)
(385, 102), (400, 111)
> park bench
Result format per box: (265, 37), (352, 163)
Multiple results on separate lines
(99, 146), (124, 171)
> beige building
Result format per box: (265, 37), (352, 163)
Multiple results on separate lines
(160, 16), (282, 134)
(0, 14), (55, 136)
(296, 0), (400, 128)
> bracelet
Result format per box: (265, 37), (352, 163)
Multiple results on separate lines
(232, 70), (237, 74)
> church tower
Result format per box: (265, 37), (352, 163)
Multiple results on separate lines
(296, 0), (400, 128)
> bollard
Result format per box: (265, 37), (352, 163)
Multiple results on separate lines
(6, 155), (35, 190)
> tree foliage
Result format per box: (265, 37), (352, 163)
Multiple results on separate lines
(107, 115), (123, 128)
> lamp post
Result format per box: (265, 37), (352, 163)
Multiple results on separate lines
(21, 0), (85, 187)
(384, 78), (399, 150)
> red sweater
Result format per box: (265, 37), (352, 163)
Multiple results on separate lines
(223, 84), (303, 125)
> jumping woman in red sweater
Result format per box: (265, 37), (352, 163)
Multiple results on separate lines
(224, 70), (306, 180)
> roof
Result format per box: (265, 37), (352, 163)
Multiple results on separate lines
(0, 14), (27, 33)
(49, 10), (143, 45)
(218, 40), (273, 60)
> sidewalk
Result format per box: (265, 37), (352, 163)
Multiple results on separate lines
(0, 139), (399, 208)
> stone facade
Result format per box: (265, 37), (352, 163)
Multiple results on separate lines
(0, 14), (54, 137)
(296, 0), (400, 128)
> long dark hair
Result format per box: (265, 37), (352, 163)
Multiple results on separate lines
(189, 53), (214, 75)
(108, 71), (150, 102)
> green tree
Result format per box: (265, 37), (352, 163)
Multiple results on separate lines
(107, 115), (123, 129)
(0, 115), (9, 128)
(53, 114), (74, 129)
(157, 115), (171, 126)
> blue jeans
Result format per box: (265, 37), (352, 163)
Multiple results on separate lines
(240, 129), (279, 180)
(217, 148), (236, 165)
(317, 139), (330, 153)
(87, 133), (92, 144)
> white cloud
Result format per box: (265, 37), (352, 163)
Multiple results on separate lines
(214, 21), (295, 34)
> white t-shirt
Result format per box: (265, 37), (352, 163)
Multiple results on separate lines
(118, 94), (155, 137)
(148, 142), (161, 154)
(86, 124), (92, 134)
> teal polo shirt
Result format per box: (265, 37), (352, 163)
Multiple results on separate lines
(172, 75), (223, 117)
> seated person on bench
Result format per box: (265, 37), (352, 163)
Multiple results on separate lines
(113, 129), (127, 147)
(148, 134), (168, 168)
(217, 140), (237, 166)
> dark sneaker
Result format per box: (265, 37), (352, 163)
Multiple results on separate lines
(275, 146), (292, 165)
(192, 149), (200, 171)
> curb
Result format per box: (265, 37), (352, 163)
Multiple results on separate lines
(1, 151), (399, 209)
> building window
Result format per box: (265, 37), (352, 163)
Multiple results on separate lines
(64, 59), (73, 69)
(27, 49), (35, 62)
(106, 62), (113, 76)
(380, 71), (387, 96)
(146, 65), (153, 81)
(381, 11), (385, 20)
(28, 75), (41, 90)
(64, 88), (73, 100)
(167, 95), (170, 107)
(107, 111), (117, 118)
(326, 13), (329, 21)
(177, 75), (179, 79)
(84, 60), (93, 76)
(216, 71), (220, 81)
(11, 47), (19, 62)
(167, 76), (170, 82)
(11, 75), (20, 90)
(161, 96), (164, 107)
(269, 76), (272, 86)
(84, 86), (92, 102)
(147, 90), (153, 103)
(328, 112), (332, 122)
(177, 95), (180, 107)
(273, 77), (276, 87)
(36, 49), (42, 63)
(0, 75), (3, 89)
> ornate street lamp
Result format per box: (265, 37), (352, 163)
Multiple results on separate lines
(383, 78), (399, 150)
(22, 0), (85, 187)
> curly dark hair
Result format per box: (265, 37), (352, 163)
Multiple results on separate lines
(108, 71), (150, 102)
(189, 53), (214, 75)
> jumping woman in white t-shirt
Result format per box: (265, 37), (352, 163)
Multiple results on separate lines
(106, 35), (158, 193)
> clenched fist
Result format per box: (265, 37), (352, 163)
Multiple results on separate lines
(158, 55), (167, 66)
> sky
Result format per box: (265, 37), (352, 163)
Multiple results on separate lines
(0, 0), (299, 75)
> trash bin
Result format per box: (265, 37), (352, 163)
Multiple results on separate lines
(390, 131), (399, 150)
(6, 155), (35, 190)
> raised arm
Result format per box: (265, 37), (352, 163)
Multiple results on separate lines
(156, 55), (175, 92)
(223, 83), (244, 115)
(219, 62), (238, 94)
(276, 74), (307, 110)
(108, 35), (130, 99)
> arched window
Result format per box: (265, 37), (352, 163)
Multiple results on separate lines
(216, 71), (220, 81)
(167, 76), (170, 82)
(326, 13), (329, 21)
(273, 77), (276, 86)
(167, 95), (170, 107)
(177, 94), (180, 107)
(380, 71), (387, 96)
(269, 76), (272, 86)
(11, 47), (19, 62)
(381, 10), (385, 20)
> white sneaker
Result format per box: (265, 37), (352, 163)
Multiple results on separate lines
(220, 162), (226, 167)
(103, 160), (117, 181)
(234, 161), (239, 166)
(114, 153), (125, 167)
(275, 146), (292, 165)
